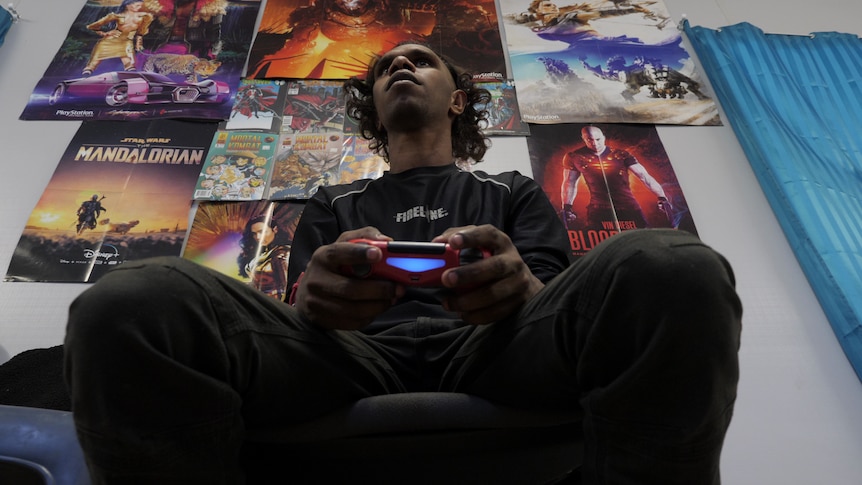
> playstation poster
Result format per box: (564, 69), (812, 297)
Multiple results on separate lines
(246, 0), (507, 80)
(183, 200), (305, 300)
(498, 0), (720, 125)
(5, 119), (218, 283)
(527, 123), (698, 259)
(19, 0), (262, 122)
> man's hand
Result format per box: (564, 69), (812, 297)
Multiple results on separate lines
(433, 225), (544, 325)
(657, 196), (674, 226)
(294, 227), (404, 330)
(559, 204), (578, 230)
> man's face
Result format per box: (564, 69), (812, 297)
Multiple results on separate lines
(334, 0), (372, 15)
(582, 127), (606, 153)
(370, 44), (460, 132)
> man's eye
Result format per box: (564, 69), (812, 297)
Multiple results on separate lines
(375, 62), (391, 75)
(415, 58), (432, 67)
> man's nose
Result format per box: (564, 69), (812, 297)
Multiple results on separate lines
(388, 56), (415, 74)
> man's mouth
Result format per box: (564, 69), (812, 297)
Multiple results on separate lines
(386, 72), (420, 90)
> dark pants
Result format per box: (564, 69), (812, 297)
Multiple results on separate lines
(64, 229), (741, 484)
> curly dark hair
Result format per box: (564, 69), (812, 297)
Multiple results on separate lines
(343, 43), (492, 163)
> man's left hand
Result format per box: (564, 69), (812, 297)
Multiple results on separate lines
(432, 225), (544, 325)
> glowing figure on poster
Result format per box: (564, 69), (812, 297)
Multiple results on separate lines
(83, 0), (154, 76)
(560, 126), (671, 230)
(237, 214), (291, 300)
(75, 194), (108, 235)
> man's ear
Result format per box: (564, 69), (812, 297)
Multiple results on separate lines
(449, 89), (468, 116)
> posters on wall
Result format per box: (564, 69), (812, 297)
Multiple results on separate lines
(183, 200), (304, 300)
(246, 0), (507, 80)
(19, 0), (262, 122)
(5, 119), (218, 283)
(8, 0), (709, 287)
(192, 76), (389, 200)
(527, 122), (697, 259)
(498, 0), (720, 125)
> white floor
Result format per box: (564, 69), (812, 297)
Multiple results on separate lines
(1, 1), (861, 483)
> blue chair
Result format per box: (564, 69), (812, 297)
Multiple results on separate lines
(0, 404), (90, 485)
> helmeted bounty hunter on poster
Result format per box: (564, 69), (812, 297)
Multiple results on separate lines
(75, 194), (107, 235)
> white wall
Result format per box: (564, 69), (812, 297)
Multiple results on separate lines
(1, 1), (861, 483)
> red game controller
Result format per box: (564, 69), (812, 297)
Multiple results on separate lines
(343, 239), (491, 287)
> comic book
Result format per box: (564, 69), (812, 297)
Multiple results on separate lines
(224, 79), (287, 133)
(182, 200), (304, 300)
(19, 0), (262, 122)
(193, 131), (278, 201)
(281, 79), (346, 135)
(527, 123), (697, 259)
(337, 136), (388, 185)
(497, 0), (720, 125)
(475, 78), (530, 136)
(6, 119), (218, 283)
(267, 132), (345, 199)
(247, 0), (506, 80)
(263, 79), (349, 199)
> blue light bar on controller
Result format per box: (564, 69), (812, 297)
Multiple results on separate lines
(386, 257), (446, 273)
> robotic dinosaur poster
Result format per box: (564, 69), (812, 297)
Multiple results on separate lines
(19, 0), (261, 122)
(5, 120), (218, 283)
(246, 0), (507, 80)
(499, 0), (720, 125)
(527, 122), (698, 258)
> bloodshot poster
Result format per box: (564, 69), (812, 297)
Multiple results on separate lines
(527, 123), (698, 259)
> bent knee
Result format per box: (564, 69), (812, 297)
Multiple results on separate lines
(66, 257), (214, 344)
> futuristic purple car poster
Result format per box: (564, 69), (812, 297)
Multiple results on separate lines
(19, 0), (261, 122)
(498, 0), (720, 125)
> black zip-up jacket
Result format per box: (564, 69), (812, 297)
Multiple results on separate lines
(287, 164), (572, 332)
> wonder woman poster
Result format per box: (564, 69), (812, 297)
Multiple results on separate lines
(183, 200), (305, 300)
(499, 0), (719, 125)
(246, 0), (507, 80)
(19, 0), (261, 122)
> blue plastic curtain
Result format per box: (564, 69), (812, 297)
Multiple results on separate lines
(0, 7), (13, 48)
(684, 21), (862, 382)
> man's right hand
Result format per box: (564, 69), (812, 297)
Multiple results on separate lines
(294, 227), (404, 330)
(559, 204), (578, 230)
